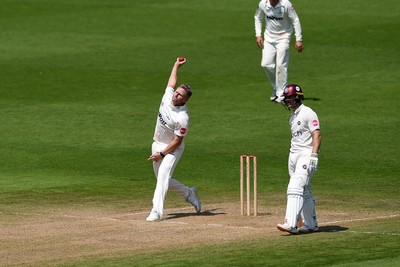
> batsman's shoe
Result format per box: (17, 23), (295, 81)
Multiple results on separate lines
(277, 223), (299, 234)
(186, 187), (201, 213)
(270, 95), (278, 101)
(298, 225), (319, 234)
(146, 210), (161, 222)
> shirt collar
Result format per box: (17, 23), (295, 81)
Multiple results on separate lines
(169, 100), (186, 110)
(293, 104), (304, 116)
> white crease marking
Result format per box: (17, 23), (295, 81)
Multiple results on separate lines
(322, 214), (400, 225)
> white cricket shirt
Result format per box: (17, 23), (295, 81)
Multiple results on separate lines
(153, 87), (189, 145)
(254, 0), (302, 42)
(289, 104), (320, 153)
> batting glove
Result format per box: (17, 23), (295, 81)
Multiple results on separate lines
(308, 153), (319, 173)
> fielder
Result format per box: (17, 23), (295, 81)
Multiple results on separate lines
(146, 57), (201, 222)
(277, 84), (321, 234)
(254, 0), (303, 103)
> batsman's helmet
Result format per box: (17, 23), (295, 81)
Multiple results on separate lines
(282, 84), (304, 109)
(283, 84), (304, 100)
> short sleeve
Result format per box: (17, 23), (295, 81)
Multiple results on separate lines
(174, 113), (189, 137)
(308, 111), (320, 132)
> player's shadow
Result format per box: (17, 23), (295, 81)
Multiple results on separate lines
(282, 225), (348, 236)
(165, 209), (225, 220)
(304, 97), (321, 101)
(317, 225), (348, 233)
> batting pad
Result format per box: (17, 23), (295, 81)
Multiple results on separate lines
(285, 194), (303, 228)
(301, 186), (318, 228)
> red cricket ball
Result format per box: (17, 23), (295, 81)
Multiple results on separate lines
(179, 57), (186, 62)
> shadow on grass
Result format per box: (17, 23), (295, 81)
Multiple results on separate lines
(304, 97), (321, 101)
(280, 226), (349, 236)
(318, 225), (349, 233)
(292, 225), (348, 235)
(165, 209), (226, 220)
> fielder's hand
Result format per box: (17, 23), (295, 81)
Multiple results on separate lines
(308, 153), (318, 172)
(295, 41), (304, 52)
(256, 36), (263, 48)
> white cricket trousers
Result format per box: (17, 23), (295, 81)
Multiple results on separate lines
(261, 37), (290, 98)
(150, 141), (190, 217)
(284, 150), (318, 229)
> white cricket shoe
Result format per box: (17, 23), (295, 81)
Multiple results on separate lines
(186, 187), (201, 213)
(277, 223), (299, 234)
(146, 210), (161, 222)
(270, 95), (277, 101)
(275, 96), (284, 103)
(298, 225), (319, 234)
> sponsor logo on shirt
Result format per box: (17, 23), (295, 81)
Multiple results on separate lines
(292, 130), (302, 137)
(312, 120), (319, 127)
(180, 128), (187, 135)
(266, 15), (283, 20)
(158, 112), (167, 126)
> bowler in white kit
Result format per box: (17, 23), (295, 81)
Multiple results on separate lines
(146, 57), (201, 222)
(277, 84), (321, 234)
(254, 0), (303, 103)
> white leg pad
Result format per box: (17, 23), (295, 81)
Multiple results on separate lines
(284, 175), (305, 228)
(285, 194), (303, 228)
(301, 186), (318, 228)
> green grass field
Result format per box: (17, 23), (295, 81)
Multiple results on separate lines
(1, 0), (399, 266)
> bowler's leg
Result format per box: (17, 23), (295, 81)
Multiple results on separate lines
(151, 154), (179, 218)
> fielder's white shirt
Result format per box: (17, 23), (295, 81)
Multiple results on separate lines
(153, 87), (189, 145)
(254, 0), (302, 42)
(289, 104), (320, 153)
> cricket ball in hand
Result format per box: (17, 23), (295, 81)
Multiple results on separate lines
(179, 57), (186, 62)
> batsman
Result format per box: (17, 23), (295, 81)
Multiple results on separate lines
(277, 84), (321, 234)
